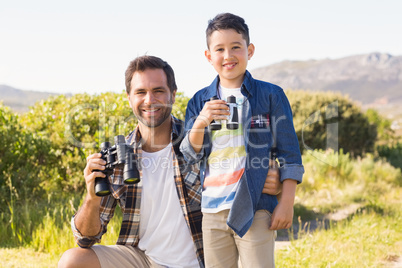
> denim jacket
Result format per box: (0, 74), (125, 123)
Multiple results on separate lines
(180, 71), (304, 237)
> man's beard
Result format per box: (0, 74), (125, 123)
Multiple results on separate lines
(136, 103), (173, 128)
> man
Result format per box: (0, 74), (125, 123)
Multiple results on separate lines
(58, 55), (281, 268)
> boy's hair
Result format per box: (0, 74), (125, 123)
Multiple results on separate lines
(206, 13), (250, 48)
(125, 55), (177, 94)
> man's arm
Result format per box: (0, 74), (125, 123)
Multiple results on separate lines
(72, 153), (106, 246)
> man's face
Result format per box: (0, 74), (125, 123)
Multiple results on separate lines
(127, 69), (176, 129)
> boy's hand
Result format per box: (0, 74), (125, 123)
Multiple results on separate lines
(194, 99), (229, 129)
(262, 159), (282, 195)
(269, 200), (294, 230)
(269, 179), (297, 230)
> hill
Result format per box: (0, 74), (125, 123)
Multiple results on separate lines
(0, 85), (64, 113)
(251, 52), (402, 105)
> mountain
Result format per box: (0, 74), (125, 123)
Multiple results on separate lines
(2, 52), (401, 113)
(251, 52), (402, 105)
(0, 85), (64, 113)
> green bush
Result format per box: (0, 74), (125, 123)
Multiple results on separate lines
(298, 149), (402, 214)
(286, 90), (377, 156)
(19, 91), (189, 195)
(0, 104), (60, 210)
(365, 108), (396, 145)
(377, 142), (402, 170)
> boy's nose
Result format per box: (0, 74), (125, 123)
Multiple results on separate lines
(224, 50), (232, 60)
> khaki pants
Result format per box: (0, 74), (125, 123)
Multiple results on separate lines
(202, 209), (276, 268)
(91, 245), (165, 268)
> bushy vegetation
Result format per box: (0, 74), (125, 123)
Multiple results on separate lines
(286, 90), (377, 156)
(0, 105), (60, 211)
(0, 90), (400, 267)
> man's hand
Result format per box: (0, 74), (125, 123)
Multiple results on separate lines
(74, 153), (106, 237)
(262, 159), (282, 195)
(83, 153), (107, 199)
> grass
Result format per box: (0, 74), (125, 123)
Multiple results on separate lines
(276, 198), (402, 267)
(1, 150), (401, 267)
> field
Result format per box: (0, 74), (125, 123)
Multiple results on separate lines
(1, 150), (401, 268)
(1, 92), (401, 267)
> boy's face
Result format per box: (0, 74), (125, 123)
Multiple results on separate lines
(205, 29), (255, 88)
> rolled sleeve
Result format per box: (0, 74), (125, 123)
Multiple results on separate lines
(71, 215), (103, 248)
(280, 164), (305, 184)
(180, 131), (204, 164)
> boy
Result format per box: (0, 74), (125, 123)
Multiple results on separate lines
(180, 13), (304, 267)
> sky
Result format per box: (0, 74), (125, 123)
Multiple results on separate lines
(1, 0), (401, 97)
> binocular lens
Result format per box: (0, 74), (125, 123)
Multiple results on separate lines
(124, 177), (140, 184)
(95, 177), (111, 196)
(124, 168), (140, 184)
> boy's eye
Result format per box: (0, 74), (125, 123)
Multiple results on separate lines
(216, 48), (224, 52)
(233, 46), (241, 49)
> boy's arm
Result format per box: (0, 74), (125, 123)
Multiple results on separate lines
(187, 99), (229, 153)
(267, 88), (304, 229)
(269, 179), (296, 230)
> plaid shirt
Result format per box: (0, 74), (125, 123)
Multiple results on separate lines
(72, 116), (204, 267)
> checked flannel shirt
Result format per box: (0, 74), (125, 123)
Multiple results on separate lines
(71, 116), (204, 267)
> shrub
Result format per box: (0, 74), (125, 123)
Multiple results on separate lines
(19, 91), (189, 195)
(286, 90), (377, 156)
(0, 104), (60, 210)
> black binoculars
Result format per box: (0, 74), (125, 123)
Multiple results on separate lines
(209, 95), (239, 131)
(94, 135), (140, 196)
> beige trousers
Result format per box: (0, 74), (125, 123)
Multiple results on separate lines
(202, 209), (276, 268)
(91, 244), (165, 268)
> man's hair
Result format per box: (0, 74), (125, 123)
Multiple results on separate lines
(206, 13), (250, 48)
(125, 55), (177, 94)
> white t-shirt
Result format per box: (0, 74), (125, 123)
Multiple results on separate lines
(202, 85), (246, 213)
(138, 143), (198, 268)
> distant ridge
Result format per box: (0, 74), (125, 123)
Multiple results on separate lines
(2, 52), (401, 113)
(0, 85), (66, 113)
(251, 52), (402, 105)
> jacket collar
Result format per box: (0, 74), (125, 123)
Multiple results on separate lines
(201, 70), (254, 102)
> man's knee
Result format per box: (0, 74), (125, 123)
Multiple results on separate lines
(58, 247), (100, 268)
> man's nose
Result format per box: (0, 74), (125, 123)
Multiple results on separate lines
(144, 92), (155, 104)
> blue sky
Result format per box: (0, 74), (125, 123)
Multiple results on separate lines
(1, 0), (401, 97)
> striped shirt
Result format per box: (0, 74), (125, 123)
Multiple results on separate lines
(72, 116), (204, 267)
(202, 87), (246, 213)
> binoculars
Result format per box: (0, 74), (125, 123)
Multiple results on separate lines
(94, 135), (140, 196)
(209, 95), (239, 131)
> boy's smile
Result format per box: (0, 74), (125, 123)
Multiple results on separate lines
(205, 29), (255, 88)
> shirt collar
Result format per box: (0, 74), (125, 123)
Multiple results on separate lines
(129, 115), (183, 147)
(201, 70), (254, 101)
